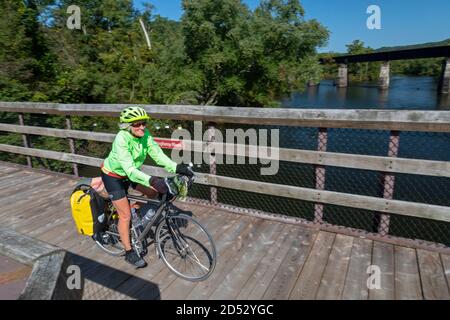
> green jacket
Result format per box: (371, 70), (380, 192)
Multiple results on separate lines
(103, 129), (177, 187)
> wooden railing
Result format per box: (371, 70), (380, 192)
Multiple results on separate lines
(1, 102), (450, 247)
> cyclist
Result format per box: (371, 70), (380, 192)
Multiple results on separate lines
(100, 106), (193, 268)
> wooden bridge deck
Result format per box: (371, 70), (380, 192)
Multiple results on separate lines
(0, 162), (449, 300)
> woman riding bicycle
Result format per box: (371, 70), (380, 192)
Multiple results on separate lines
(100, 106), (193, 268)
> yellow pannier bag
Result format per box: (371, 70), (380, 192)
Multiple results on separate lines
(70, 189), (95, 236)
(70, 179), (106, 237)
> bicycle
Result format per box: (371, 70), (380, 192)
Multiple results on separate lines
(92, 170), (217, 282)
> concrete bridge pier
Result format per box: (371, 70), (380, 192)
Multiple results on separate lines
(335, 64), (348, 87)
(379, 61), (390, 89)
(439, 58), (450, 94)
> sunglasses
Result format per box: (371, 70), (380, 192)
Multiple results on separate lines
(131, 121), (147, 128)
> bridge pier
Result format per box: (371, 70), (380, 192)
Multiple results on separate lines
(439, 58), (450, 94)
(335, 64), (348, 87)
(379, 61), (390, 89)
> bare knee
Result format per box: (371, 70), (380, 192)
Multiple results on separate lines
(114, 198), (131, 223)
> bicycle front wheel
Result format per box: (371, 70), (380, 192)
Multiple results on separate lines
(155, 214), (216, 282)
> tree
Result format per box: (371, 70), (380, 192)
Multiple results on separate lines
(345, 40), (379, 82)
(0, 0), (56, 101)
(181, 0), (329, 107)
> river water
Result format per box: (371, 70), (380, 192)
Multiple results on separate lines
(281, 76), (450, 110)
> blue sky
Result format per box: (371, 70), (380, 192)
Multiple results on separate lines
(134, 0), (450, 53)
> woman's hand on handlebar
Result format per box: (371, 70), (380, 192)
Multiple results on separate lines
(176, 163), (194, 178)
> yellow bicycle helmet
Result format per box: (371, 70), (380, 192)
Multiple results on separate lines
(120, 106), (150, 123)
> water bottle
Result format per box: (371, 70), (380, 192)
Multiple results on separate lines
(142, 208), (156, 227)
(131, 208), (142, 227)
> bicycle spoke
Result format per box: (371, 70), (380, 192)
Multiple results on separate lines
(184, 251), (210, 272)
(156, 214), (216, 281)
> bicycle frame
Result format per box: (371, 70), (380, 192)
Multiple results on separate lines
(127, 193), (170, 243)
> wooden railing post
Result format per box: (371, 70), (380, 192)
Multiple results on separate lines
(314, 127), (328, 224)
(207, 123), (218, 205)
(18, 113), (32, 168)
(65, 116), (79, 177)
(378, 130), (400, 236)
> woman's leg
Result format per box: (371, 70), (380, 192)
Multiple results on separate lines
(113, 197), (132, 251)
(101, 172), (133, 251)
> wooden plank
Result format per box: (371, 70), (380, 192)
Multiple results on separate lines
(289, 231), (336, 300)
(3, 123), (450, 178)
(369, 242), (395, 300)
(0, 123), (115, 143)
(18, 197), (73, 237)
(186, 216), (264, 300)
(236, 224), (294, 300)
(394, 246), (423, 300)
(417, 249), (450, 300)
(316, 234), (354, 299)
(0, 174), (53, 199)
(262, 227), (317, 300)
(0, 144), (169, 178)
(163, 216), (267, 301)
(161, 211), (242, 300)
(2, 180), (74, 229)
(0, 183), (68, 228)
(341, 237), (373, 300)
(0, 169), (49, 190)
(0, 228), (62, 265)
(208, 221), (284, 300)
(1, 181), (72, 228)
(0, 144), (104, 168)
(0, 166), (22, 176)
(0, 175), (63, 207)
(1, 102), (450, 132)
(206, 175), (450, 223)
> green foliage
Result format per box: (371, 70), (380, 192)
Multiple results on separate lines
(181, 0), (328, 106)
(345, 40), (380, 82)
(391, 58), (443, 77)
(1, 0), (328, 106)
(0, 0), (328, 171)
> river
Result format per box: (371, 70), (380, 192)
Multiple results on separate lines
(281, 76), (450, 110)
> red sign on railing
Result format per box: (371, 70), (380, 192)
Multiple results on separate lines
(154, 138), (184, 150)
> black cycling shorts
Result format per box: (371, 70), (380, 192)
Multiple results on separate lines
(101, 172), (137, 201)
(101, 172), (168, 201)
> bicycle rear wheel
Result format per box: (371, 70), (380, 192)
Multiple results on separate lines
(155, 214), (216, 282)
(94, 213), (125, 256)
